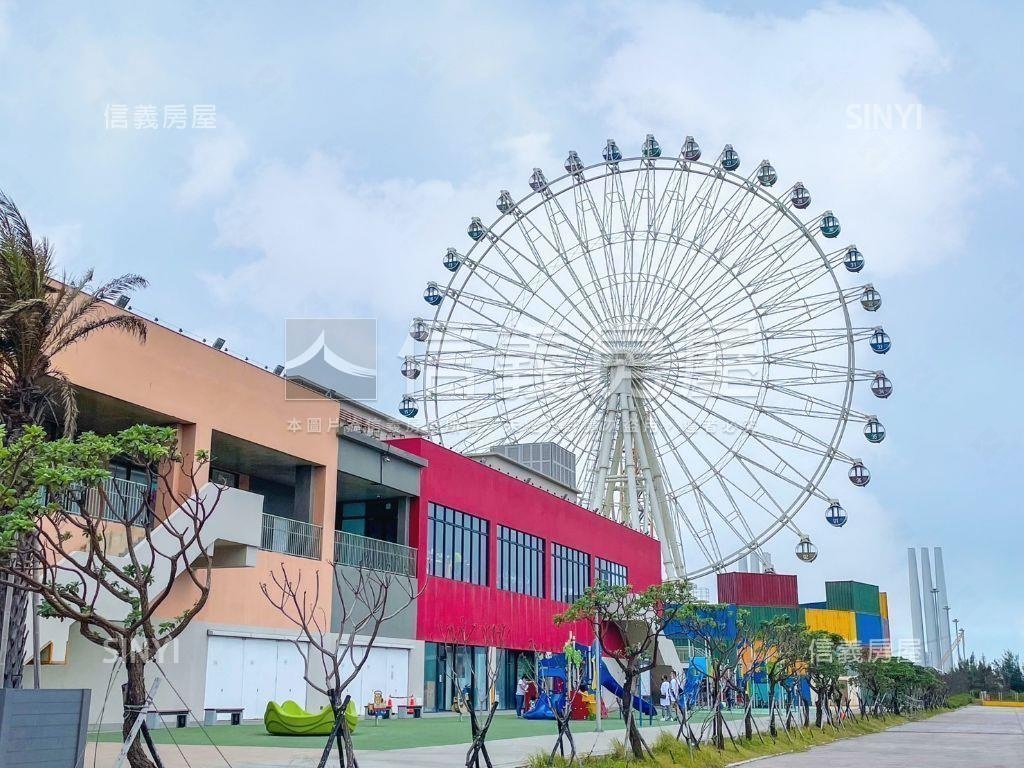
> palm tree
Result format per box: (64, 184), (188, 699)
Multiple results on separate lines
(0, 190), (148, 688)
(0, 191), (148, 437)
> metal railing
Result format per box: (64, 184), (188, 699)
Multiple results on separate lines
(54, 477), (152, 526)
(333, 530), (416, 576)
(260, 513), (322, 560)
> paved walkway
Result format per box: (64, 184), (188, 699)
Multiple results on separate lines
(752, 705), (1024, 768)
(86, 718), (691, 767)
(88, 707), (1021, 767)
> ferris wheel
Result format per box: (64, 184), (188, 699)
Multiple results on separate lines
(398, 134), (892, 580)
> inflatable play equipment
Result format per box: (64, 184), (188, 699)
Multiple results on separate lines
(264, 699), (359, 736)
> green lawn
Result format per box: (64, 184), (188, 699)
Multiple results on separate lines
(93, 710), (759, 751)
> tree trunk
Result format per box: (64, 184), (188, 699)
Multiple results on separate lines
(123, 655), (156, 768)
(768, 687), (777, 738)
(814, 694), (823, 728)
(0, 549), (29, 689)
(621, 672), (644, 760)
(713, 677), (724, 750)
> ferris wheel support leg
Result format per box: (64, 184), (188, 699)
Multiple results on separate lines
(589, 397), (617, 513)
(618, 394), (643, 530)
(637, 416), (686, 580)
(630, 407), (676, 580)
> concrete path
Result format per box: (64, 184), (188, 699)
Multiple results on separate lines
(87, 707), (1021, 767)
(752, 705), (1024, 768)
(85, 718), (689, 767)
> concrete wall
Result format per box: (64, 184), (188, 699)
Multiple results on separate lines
(330, 565), (418, 640)
(40, 618), (426, 728)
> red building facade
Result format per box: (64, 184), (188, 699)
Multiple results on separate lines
(390, 438), (662, 651)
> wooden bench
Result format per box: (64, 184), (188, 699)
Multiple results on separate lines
(204, 707), (245, 726)
(146, 709), (189, 729)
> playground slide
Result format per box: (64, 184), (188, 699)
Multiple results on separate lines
(598, 661), (657, 716)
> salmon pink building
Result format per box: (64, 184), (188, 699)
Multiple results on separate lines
(36, 302), (663, 724)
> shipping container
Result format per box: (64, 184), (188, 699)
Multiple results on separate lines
(855, 612), (885, 645)
(738, 605), (805, 629)
(717, 572), (799, 607)
(804, 608), (857, 642)
(665, 604), (738, 642)
(825, 581), (880, 615)
(878, 591), (889, 621)
(882, 618), (890, 640)
(800, 601), (827, 610)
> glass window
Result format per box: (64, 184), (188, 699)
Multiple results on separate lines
(427, 503), (488, 586)
(596, 557), (628, 587)
(552, 543), (590, 603)
(497, 526), (544, 598)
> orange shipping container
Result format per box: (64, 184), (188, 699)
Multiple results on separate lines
(879, 592), (889, 621)
(804, 608), (857, 642)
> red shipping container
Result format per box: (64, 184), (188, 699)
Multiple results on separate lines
(717, 572), (799, 607)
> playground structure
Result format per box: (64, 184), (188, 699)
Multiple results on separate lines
(521, 643), (708, 721)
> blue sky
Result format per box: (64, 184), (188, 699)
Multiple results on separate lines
(0, 1), (1020, 659)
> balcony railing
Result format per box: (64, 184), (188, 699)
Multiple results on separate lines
(334, 530), (416, 577)
(260, 513), (322, 560)
(53, 477), (152, 526)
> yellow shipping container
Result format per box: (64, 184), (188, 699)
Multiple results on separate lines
(805, 608), (857, 642)
(879, 592), (889, 621)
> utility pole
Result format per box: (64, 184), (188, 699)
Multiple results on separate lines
(953, 619), (961, 663)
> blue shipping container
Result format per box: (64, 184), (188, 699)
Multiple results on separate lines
(800, 601), (827, 609)
(666, 604), (739, 642)
(855, 612), (885, 644)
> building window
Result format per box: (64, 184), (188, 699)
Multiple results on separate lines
(552, 543), (590, 603)
(427, 503), (488, 586)
(498, 526), (544, 598)
(596, 557), (628, 587)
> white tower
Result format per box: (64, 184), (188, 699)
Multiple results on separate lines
(907, 548), (926, 664)
(934, 547), (953, 672)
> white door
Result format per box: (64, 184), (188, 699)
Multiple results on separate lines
(273, 641), (307, 705)
(241, 638), (279, 718)
(386, 648), (410, 700)
(204, 636), (244, 710)
(204, 636), (309, 720)
(336, 646), (409, 708)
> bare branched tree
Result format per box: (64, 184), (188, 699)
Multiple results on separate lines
(260, 561), (419, 767)
(0, 425), (220, 768)
(438, 621), (508, 768)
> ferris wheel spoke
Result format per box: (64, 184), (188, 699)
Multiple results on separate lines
(538, 190), (618, 322)
(645, 410), (723, 566)
(657, 376), (856, 473)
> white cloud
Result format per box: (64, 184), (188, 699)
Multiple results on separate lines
(176, 122), (249, 206)
(202, 2), (971, 328)
(588, 2), (973, 278)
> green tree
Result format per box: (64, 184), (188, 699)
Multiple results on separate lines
(0, 190), (147, 688)
(671, 603), (747, 749)
(755, 616), (806, 736)
(556, 580), (694, 760)
(801, 629), (847, 727)
(0, 425), (223, 768)
(997, 650), (1024, 693)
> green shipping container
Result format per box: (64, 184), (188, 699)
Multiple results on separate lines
(737, 605), (805, 629)
(825, 581), (880, 615)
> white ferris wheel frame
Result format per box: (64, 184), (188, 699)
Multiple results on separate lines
(407, 145), (884, 580)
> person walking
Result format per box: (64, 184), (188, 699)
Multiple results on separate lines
(515, 674), (529, 718)
(669, 670), (681, 721)
(659, 675), (672, 720)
